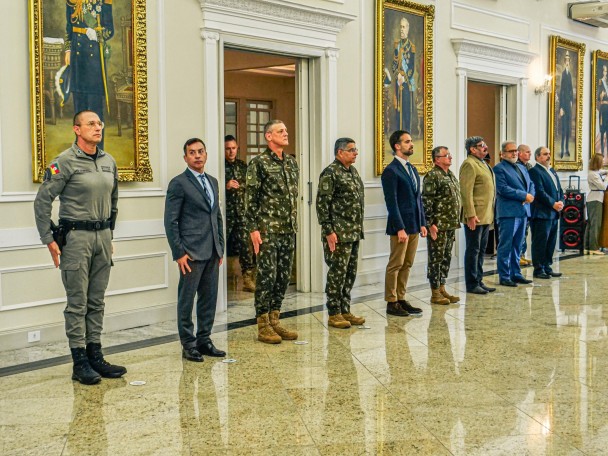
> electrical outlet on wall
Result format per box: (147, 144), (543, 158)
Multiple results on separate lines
(27, 331), (41, 343)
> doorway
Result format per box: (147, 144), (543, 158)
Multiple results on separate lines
(222, 49), (303, 305)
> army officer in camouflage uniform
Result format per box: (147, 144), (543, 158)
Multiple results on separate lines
(225, 135), (256, 292)
(422, 146), (462, 305)
(316, 138), (366, 329)
(34, 110), (126, 385)
(245, 120), (299, 344)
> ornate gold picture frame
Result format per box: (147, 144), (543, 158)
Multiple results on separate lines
(591, 50), (608, 164)
(29, 0), (152, 182)
(375, 0), (434, 176)
(548, 35), (584, 171)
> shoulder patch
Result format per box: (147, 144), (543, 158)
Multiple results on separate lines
(49, 162), (60, 175)
(319, 175), (333, 195)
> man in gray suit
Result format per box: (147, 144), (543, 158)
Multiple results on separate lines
(164, 138), (225, 362)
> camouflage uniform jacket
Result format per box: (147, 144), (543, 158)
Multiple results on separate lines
(225, 158), (248, 222)
(422, 165), (461, 231)
(316, 160), (365, 242)
(245, 148), (299, 234)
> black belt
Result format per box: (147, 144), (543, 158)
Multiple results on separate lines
(60, 219), (111, 231)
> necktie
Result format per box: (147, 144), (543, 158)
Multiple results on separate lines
(407, 162), (417, 192)
(199, 174), (213, 206)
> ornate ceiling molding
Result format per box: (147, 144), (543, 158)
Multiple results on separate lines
(200, 0), (355, 34)
(452, 39), (536, 67)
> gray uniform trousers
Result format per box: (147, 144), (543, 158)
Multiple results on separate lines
(60, 229), (112, 348)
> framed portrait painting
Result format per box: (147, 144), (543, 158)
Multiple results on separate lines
(375, 0), (434, 176)
(28, 0), (152, 182)
(548, 35), (585, 171)
(591, 50), (608, 163)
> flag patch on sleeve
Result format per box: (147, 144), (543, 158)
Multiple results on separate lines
(50, 163), (60, 175)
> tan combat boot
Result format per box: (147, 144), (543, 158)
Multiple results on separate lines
(257, 314), (282, 344)
(242, 270), (256, 292)
(328, 314), (351, 328)
(430, 288), (450, 305)
(439, 284), (460, 303)
(269, 310), (298, 340)
(342, 313), (365, 325)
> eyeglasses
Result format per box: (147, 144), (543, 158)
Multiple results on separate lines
(77, 121), (105, 129)
(504, 149), (518, 154)
(342, 148), (358, 153)
(475, 143), (487, 149)
(436, 154), (452, 159)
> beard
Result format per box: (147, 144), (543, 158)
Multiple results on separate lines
(504, 156), (517, 164)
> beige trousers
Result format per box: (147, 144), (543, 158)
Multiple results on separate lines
(384, 233), (419, 302)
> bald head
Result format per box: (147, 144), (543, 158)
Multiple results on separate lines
(517, 144), (531, 164)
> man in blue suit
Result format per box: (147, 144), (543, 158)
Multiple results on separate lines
(165, 138), (225, 362)
(494, 141), (535, 287)
(381, 130), (427, 316)
(528, 147), (564, 279)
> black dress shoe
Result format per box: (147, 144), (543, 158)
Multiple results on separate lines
(533, 272), (551, 279)
(480, 283), (496, 292)
(512, 277), (533, 284)
(197, 342), (226, 358)
(386, 302), (409, 316)
(398, 300), (422, 314)
(547, 271), (562, 277)
(499, 279), (517, 287)
(182, 347), (204, 362)
(467, 286), (488, 295)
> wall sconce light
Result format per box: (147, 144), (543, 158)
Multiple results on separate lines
(535, 75), (553, 95)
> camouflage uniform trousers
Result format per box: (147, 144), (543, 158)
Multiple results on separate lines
(427, 229), (456, 289)
(254, 233), (295, 317)
(323, 239), (359, 316)
(226, 218), (255, 274)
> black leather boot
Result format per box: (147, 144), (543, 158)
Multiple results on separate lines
(70, 347), (101, 385)
(86, 343), (127, 378)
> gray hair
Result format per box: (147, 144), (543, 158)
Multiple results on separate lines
(263, 119), (285, 136)
(500, 141), (516, 153)
(334, 137), (355, 156)
(465, 136), (484, 154)
(431, 146), (448, 161)
(535, 146), (547, 158)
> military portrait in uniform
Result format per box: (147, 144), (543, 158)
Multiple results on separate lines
(375, 0), (434, 175)
(29, 0), (152, 182)
(548, 35), (584, 171)
(591, 50), (608, 164)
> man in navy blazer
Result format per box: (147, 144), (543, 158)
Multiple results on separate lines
(528, 147), (564, 279)
(381, 130), (427, 317)
(494, 141), (535, 287)
(164, 138), (225, 362)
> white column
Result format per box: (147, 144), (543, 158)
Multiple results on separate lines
(517, 78), (528, 144)
(456, 68), (467, 268)
(200, 29), (226, 312)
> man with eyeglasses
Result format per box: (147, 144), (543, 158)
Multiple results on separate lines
(34, 110), (126, 385)
(422, 146), (462, 305)
(494, 141), (535, 287)
(381, 130), (427, 316)
(459, 136), (496, 295)
(316, 138), (366, 328)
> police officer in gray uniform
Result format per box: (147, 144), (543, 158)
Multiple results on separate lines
(316, 137), (366, 329)
(34, 110), (126, 385)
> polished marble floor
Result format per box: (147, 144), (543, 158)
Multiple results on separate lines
(2, 253), (608, 455)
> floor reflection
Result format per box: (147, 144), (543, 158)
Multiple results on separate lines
(3, 255), (608, 454)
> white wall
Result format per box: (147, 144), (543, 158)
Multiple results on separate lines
(2, 0), (608, 349)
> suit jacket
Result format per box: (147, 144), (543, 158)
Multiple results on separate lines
(494, 160), (535, 219)
(528, 164), (564, 220)
(381, 158), (426, 235)
(164, 169), (224, 261)
(459, 154), (495, 225)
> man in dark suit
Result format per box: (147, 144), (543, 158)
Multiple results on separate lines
(528, 147), (564, 279)
(494, 141), (535, 287)
(164, 138), (225, 362)
(381, 130), (427, 317)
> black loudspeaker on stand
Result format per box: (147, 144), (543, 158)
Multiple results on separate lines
(560, 175), (585, 252)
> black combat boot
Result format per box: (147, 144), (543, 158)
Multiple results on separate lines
(86, 343), (127, 378)
(70, 347), (102, 385)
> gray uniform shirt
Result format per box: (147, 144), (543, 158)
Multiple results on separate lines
(34, 143), (119, 244)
